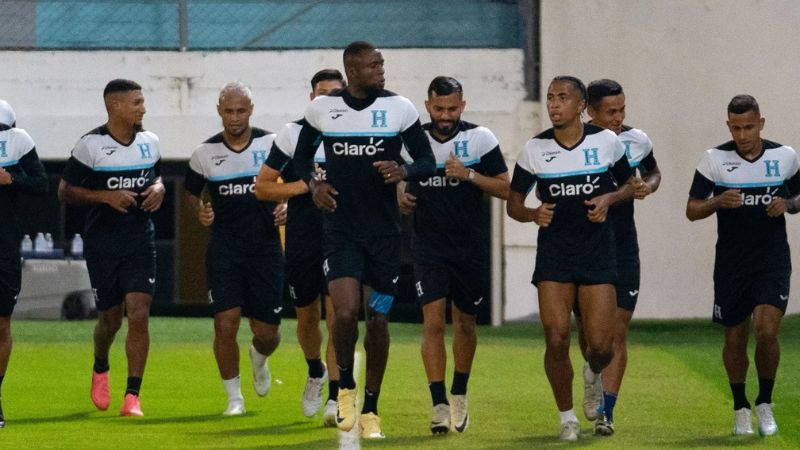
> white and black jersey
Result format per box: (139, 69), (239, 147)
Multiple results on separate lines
(510, 124), (631, 267)
(0, 125), (47, 259)
(293, 89), (435, 237)
(62, 125), (161, 255)
(689, 139), (800, 275)
(409, 121), (507, 260)
(185, 128), (280, 255)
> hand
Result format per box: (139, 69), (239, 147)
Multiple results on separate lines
(632, 176), (652, 200)
(585, 193), (613, 223)
(104, 190), (138, 213)
(767, 197), (787, 217)
(714, 189), (742, 209)
(313, 163), (327, 182)
(533, 202), (555, 227)
(398, 192), (417, 215)
(140, 181), (166, 212)
(373, 160), (407, 184)
(444, 152), (468, 180)
(197, 198), (214, 226)
(0, 168), (11, 185)
(273, 201), (288, 226)
(310, 178), (338, 212)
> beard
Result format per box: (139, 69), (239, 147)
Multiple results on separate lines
(132, 122), (143, 132)
(432, 120), (458, 137)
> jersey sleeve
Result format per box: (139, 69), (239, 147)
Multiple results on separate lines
(610, 136), (632, 185)
(265, 143), (291, 173)
(184, 151), (207, 197)
(14, 148), (48, 194)
(295, 108), (323, 184)
(399, 96), (421, 132)
(689, 151), (716, 199)
(509, 143), (537, 195)
(639, 131), (657, 172)
(785, 149), (800, 195)
(62, 138), (94, 186)
(476, 128), (507, 177)
(399, 121), (436, 181)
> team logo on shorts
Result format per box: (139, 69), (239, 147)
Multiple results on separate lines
(415, 281), (424, 297)
(779, 294), (789, 302)
(207, 290), (215, 304)
(322, 259), (329, 275)
(714, 304), (723, 320)
(289, 285), (297, 300)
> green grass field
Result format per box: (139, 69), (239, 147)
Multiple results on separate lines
(2, 314), (799, 449)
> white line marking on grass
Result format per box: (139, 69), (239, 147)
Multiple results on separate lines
(339, 351), (362, 450)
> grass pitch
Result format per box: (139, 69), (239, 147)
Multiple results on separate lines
(2, 315), (799, 448)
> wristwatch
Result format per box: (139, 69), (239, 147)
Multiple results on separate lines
(467, 168), (476, 181)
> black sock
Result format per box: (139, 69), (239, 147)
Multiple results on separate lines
(338, 365), (355, 389)
(0, 375), (4, 393)
(126, 377), (142, 397)
(451, 371), (470, 396)
(94, 356), (109, 374)
(730, 383), (750, 410)
(429, 381), (448, 406)
(328, 380), (339, 401)
(361, 389), (379, 415)
(306, 358), (325, 379)
(755, 378), (775, 405)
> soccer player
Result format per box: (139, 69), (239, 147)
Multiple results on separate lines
(59, 79), (165, 417)
(255, 69), (346, 425)
(577, 79), (661, 435)
(397, 76), (509, 434)
(686, 95), (799, 437)
(292, 41), (435, 439)
(185, 82), (284, 416)
(0, 99), (48, 428)
(506, 76), (632, 441)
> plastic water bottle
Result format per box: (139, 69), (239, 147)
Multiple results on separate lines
(70, 234), (84, 258)
(20, 234), (33, 253)
(45, 233), (54, 252)
(34, 232), (46, 254)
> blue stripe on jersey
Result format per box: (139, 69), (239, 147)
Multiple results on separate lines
(93, 163), (157, 172)
(0, 159), (19, 167)
(208, 170), (259, 181)
(435, 158), (480, 169)
(536, 166), (609, 179)
(322, 131), (399, 137)
(716, 180), (785, 188)
(630, 161), (640, 168)
(314, 156), (326, 163)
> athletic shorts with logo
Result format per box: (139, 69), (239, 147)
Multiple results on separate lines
(0, 255), (21, 317)
(207, 239), (284, 325)
(85, 244), (156, 311)
(713, 270), (789, 327)
(414, 251), (487, 316)
(323, 231), (400, 298)
(614, 219), (640, 311)
(284, 205), (326, 308)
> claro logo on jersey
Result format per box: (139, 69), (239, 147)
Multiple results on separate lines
(548, 175), (601, 197)
(420, 175), (460, 187)
(107, 170), (149, 189)
(332, 138), (385, 156)
(740, 187), (779, 206)
(219, 176), (257, 196)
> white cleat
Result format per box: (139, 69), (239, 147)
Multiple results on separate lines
(323, 399), (338, 427)
(582, 362), (602, 421)
(559, 420), (580, 441)
(223, 399), (246, 416)
(450, 394), (469, 433)
(302, 368), (328, 417)
(733, 407), (754, 436)
(755, 403), (778, 436)
(430, 403), (451, 435)
(249, 345), (271, 397)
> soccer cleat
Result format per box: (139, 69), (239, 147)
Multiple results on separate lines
(91, 371), (110, 411)
(450, 394), (469, 433)
(323, 399), (338, 427)
(430, 403), (451, 434)
(559, 420), (580, 441)
(120, 394), (143, 417)
(582, 363), (602, 421)
(302, 367), (328, 417)
(249, 345), (271, 397)
(732, 407), (754, 435)
(223, 399), (246, 416)
(336, 387), (357, 431)
(754, 403), (778, 436)
(594, 412), (614, 436)
(360, 412), (385, 439)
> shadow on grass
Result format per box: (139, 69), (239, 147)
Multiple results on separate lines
(666, 434), (764, 447)
(10, 411), (93, 425)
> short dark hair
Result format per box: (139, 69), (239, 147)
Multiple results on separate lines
(310, 69), (345, 90)
(427, 76), (463, 97)
(343, 41), (376, 67)
(728, 94), (760, 115)
(103, 79), (141, 97)
(587, 79), (623, 107)
(551, 75), (587, 102)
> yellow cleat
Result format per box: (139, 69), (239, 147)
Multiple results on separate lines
(360, 412), (385, 439)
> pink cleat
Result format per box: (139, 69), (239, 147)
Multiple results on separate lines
(91, 371), (110, 411)
(120, 394), (143, 417)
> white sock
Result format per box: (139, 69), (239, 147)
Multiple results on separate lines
(559, 409), (579, 424)
(223, 376), (244, 402)
(250, 346), (268, 367)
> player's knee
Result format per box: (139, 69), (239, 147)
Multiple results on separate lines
(254, 329), (280, 349)
(453, 315), (476, 337)
(422, 318), (445, 338)
(754, 324), (779, 344)
(366, 312), (388, 333)
(587, 347), (614, 369)
(99, 313), (123, 333)
(544, 329), (571, 355)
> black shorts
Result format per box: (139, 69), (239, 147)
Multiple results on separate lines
(323, 232), (400, 298)
(713, 271), (789, 327)
(532, 252), (617, 287)
(207, 242), (284, 325)
(0, 257), (21, 317)
(85, 246), (156, 311)
(414, 256), (487, 316)
(284, 219), (326, 308)
(615, 257), (640, 311)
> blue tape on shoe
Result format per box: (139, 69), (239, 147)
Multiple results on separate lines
(368, 292), (394, 314)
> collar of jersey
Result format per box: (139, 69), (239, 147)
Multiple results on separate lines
(342, 89), (378, 111)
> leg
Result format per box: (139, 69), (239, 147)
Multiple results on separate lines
(752, 305), (782, 402)
(723, 319), (750, 385)
(421, 298), (447, 387)
(324, 295), (339, 385)
(538, 281), (577, 412)
(124, 292), (152, 379)
(451, 304), (477, 377)
(0, 317), (11, 378)
(363, 307), (389, 395)
(295, 297), (323, 362)
(576, 284), (616, 373)
(213, 307), (242, 380)
(249, 318), (281, 357)
(328, 277), (361, 387)
(94, 304), (124, 363)
(602, 307), (634, 394)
